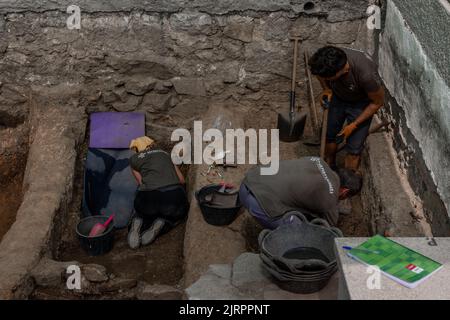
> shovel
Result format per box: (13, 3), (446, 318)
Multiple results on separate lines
(278, 37), (307, 143)
(89, 214), (115, 237)
(320, 97), (330, 160)
(303, 51), (321, 147)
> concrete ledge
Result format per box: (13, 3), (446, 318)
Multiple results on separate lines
(361, 116), (432, 237)
(335, 237), (450, 300)
(0, 89), (86, 299)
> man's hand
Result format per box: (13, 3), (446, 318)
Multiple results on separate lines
(321, 89), (333, 106)
(338, 122), (358, 140)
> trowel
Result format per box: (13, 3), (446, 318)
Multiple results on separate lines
(89, 214), (115, 237)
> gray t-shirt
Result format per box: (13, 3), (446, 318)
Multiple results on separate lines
(327, 48), (382, 103)
(130, 149), (180, 191)
(242, 157), (340, 226)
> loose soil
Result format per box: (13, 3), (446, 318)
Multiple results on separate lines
(59, 224), (185, 286)
(0, 174), (25, 242)
(0, 150), (27, 242)
(337, 195), (369, 236)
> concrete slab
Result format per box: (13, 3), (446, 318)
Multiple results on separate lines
(185, 273), (253, 300)
(231, 252), (272, 293)
(335, 237), (450, 300)
(361, 116), (432, 237)
(186, 253), (339, 300)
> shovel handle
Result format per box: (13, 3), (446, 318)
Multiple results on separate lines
(304, 51), (320, 134)
(320, 109), (329, 160)
(289, 91), (296, 114)
(291, 38), (300, 92)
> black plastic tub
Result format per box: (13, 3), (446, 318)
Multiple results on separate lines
(195, 184), (241, 226)
(76, 216), (115, 256)
(274, 276), (332, 294)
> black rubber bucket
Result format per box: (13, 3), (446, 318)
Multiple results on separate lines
(76, 216), (115, 256)
(195, 184), (241, 226)
(274, 275), (332, 294)
(258, 212), (343, 294)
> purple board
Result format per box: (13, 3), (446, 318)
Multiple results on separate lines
(89, 112), (145, 149)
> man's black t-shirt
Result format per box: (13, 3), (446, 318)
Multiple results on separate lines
(130, 149), (180, 191)
(327, 48), (382, 103)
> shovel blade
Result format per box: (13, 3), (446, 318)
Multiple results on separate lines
(277, 111), (308, 142)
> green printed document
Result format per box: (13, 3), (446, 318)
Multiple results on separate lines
(347, 235), (443, 288)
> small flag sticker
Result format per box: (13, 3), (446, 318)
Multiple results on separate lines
(406, 264), (424, 274)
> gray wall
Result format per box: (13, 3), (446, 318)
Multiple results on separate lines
(0, 0), (374, 139)
(379, 0), (450, 235)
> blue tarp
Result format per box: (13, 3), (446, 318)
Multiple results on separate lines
(82, 148), (138, 229)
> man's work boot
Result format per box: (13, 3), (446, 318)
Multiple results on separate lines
(345, 154), (361, 172)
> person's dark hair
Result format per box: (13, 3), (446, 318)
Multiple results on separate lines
(338, 168), (362, 197)
(308, 46), (348, 78)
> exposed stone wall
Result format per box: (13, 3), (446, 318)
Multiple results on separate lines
(0, 0), (374, 141)
(378, 0), (450, 236)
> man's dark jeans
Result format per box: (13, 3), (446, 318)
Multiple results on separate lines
(239, 183), (284, 230)
(326, 95), (372, 155)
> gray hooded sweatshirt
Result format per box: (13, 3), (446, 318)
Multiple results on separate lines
(242, 157), (340, 226)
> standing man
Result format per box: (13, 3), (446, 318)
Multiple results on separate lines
(308, 46), (385, 175)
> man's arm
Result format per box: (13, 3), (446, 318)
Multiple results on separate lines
(317, 76), (330, 90)
(316, 76), (332, 105)
(174, 165), (185, 184)
(353, 87), (385, 126)
(131, 168), (143, 186)
(338, 86), (385, 139)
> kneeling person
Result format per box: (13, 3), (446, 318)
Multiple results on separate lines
(239, 157), (359, 229)
(128, 136), (189, 249)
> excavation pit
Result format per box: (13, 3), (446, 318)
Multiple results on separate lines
(0, 0), (447, 301)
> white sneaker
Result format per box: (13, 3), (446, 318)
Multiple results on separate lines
(127, 217), (143, 249)
(141, 219), (166, 246)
